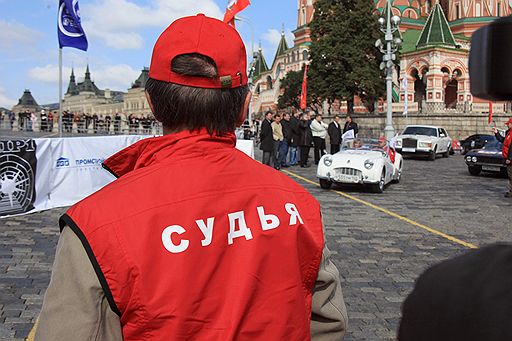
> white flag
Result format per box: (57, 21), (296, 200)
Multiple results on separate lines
(402, 77), (409, 117)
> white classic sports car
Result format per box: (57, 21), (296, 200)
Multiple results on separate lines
(394, 125), (453, 160)
(317, 139), (403, 193)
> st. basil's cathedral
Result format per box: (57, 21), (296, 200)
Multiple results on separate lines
(250, 0), (511, 116)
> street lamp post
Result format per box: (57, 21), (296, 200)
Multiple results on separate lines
(375, 0), (401, 140)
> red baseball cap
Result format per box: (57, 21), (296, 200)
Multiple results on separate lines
(149, 14), (247, 89)
(505, 118), (512, 125)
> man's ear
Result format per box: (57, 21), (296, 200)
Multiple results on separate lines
(145, 91), (155, 114)
(236, 91), (252, 127)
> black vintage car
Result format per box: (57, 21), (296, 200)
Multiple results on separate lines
(464, 137), (506, 176)
(459, 134), (495, 155)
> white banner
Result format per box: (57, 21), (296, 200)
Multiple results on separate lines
(1, 136), (254, 218)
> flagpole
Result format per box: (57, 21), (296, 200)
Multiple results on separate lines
(59, 48), (63, 137)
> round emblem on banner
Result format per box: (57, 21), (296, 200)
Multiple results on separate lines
(58, 0), (84, 38)
(0, 154), (35, 215)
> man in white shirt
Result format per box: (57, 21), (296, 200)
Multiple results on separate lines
(310, 114), (328, 165)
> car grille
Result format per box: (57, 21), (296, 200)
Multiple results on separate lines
(402, 138), (417, 148)
(476, 156), (503, 165)
(334, 168), (362, 177)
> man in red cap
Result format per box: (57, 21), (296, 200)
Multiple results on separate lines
(493, 118), (512, 197)
(36, 14), (347, 340)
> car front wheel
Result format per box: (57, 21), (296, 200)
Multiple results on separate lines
(429, 148), (436, 161)
(319, 179), (332, 189)
(468, 165), (482, 176)
(371, 170), (385, 193)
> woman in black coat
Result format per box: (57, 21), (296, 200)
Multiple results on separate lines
(298, 113), (313, 167)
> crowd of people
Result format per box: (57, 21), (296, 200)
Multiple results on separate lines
(0, 110), (161, 135)
(259, 111), (359, 169)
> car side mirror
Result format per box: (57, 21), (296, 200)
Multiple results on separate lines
(469, 16), (512, 101)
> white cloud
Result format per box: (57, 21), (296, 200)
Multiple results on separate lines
(81, 0), (223, 49)
(0, 20), (42, 51)
(261, 27), (294, 51)
(28, 64), (140, 91)
(0, 87), (17, 109)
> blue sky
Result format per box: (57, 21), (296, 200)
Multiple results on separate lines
(0, 0), (297, 108)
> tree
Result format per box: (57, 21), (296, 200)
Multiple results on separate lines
(277, 69), (303, 110)
(309, 0), (385, 114)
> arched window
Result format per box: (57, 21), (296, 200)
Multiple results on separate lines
(302, 50), (309, 61)
(475, 2), (482, 16)
(267, 76), (273, 90)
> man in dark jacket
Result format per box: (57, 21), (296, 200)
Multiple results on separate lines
(289, 111), (300, 165)
(493, 118), (512, 197)
(343, 115), (358, 138)
(328, 115), (342, 154)
(280, 113), (292, 167)
(299, 112), (313, 167)
(259, 111), (273, 165)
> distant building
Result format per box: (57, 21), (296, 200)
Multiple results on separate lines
(251, 0), (511, 116)
(12, 89), (41, 114)
(62, 65), (125, 115)
(250, 0), (313, 115)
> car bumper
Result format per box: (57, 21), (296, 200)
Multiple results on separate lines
(464, 162), (505, 170)
(396, 147), (433, 155)
(318, 174), (380, 185)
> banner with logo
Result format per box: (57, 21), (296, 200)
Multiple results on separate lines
(48, 135), (145, 208)
(0, 136), (255, 218)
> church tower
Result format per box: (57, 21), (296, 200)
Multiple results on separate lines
(294, 0), (316, 46)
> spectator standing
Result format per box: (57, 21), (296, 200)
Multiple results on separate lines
(30, 112), (37, 132)
(259, 111), (273, 166)
(92, 114), (98, 133)
(40, 110), (48, 132)
(280, 113), (292, 168)
(105, 115), (112, 133)
(271, 113), (284, 170)
(48, 112), (53, 132)
(9, 111), (15, 129)
(328, 115), (343, 154)
(289, 111), (300, 166)
(114, 113), (122, 134)
(310, 114), (328, 165)
(299, 112), (313, 167)
(343, 115), (358, 140)
(35, 15), (346, 340)
(493, 118), (512, 197)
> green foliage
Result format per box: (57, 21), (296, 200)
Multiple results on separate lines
(309, 0), (385, 112)
(277, 68), (304, 110)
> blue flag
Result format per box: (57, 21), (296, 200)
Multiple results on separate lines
(58, 0), (88, 51)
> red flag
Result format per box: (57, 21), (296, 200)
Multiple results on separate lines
(223, 0), (250, 27)
(488, 101), (493, 124)
(300, 65), (308, 110)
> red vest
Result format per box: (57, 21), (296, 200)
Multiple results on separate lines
(503, 129), (512, 159)
(61, 130), (324, 341)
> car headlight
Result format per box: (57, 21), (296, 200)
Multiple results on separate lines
(472, 156), (477, 163)
(396, 140), (402, 147)
(419, 141), (433, 148)
(465, 156), (472, 162)
(364, 159), (374, 169)
(323, 156), (333, 167)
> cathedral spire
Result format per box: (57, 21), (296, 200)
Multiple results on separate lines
(252, 45), (269, 80)
(273, 26), (289, 67)
(416, 1), (456, 48)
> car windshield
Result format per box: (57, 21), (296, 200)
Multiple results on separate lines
(402, 127), (437, 137)
(482, 137), (503, 150)
(341, 138), (387, 155)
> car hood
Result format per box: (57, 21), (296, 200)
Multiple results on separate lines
(466, 148), (503, 157)
(329, 150), (383, 168)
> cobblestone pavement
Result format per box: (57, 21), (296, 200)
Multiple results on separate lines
(0, 148), (511, 340)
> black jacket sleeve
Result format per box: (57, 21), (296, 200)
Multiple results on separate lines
(495, 132), (505, 143)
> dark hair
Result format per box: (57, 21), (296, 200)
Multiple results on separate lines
(145, 54), (249, 135)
